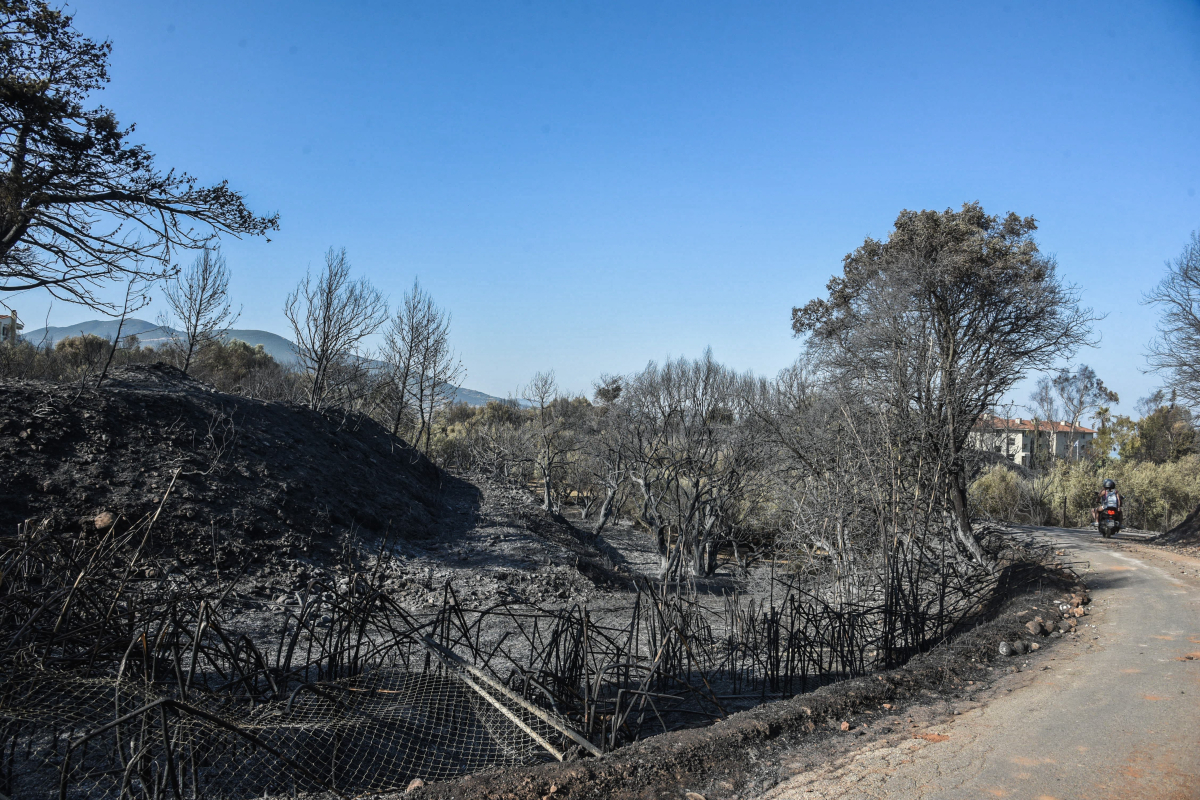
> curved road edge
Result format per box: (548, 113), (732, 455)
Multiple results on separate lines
(761, 528), (1200, 800)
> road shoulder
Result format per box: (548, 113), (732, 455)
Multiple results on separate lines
(762, 529), (1200, 800)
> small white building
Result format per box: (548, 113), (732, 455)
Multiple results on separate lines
(0, 310), (21, 344)
(969, 414), (1096, 466)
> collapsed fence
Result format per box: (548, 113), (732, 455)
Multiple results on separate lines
(0, 514), (1055, 799)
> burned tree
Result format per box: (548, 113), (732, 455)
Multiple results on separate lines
(381, 279), (464, 452)
(160, 245), (240, 375)
(1146, 230), (1200, 408)
(793, 203), (1095, 569)
(0, 2), (277, 309)
(523, 371), (577, 512)
(284, 247), (386, 411)
(611, 351), (765, 578)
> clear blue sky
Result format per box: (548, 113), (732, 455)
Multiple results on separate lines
(17, 0), (1200, 413)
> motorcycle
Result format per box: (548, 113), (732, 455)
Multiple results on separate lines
(1098, 506), (1121, 538)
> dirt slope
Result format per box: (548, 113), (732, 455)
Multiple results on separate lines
(0, 364), (442, 571)
(1157, 502), (1200, 546)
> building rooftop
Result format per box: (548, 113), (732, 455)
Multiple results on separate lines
(973, 415), (1096, 435)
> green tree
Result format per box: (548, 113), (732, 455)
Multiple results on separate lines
(1123, 391), (1195, 463)
(1052, 364), (1117, 460)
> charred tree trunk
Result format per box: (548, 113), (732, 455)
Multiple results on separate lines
(949, 469), (995, 572)
(591, 486), (618, 537)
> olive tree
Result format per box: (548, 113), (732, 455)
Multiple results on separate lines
(793, 203), (1096, 569)
(614, 350), (766, 578)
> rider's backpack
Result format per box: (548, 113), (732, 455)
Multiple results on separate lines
(1102, 490), (1120, 509)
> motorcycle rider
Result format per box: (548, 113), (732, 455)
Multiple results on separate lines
(1092, 478), (1123, 527)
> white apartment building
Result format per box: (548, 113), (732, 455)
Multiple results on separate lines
(969, 414), (1096, 467)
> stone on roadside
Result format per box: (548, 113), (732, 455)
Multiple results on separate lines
(998, 641), (1013, 656)
(406, 778), (425, 793)
(1028, 617), (1053, 636)
(94, 511), (116, 530)
(840, 721), (851, 731)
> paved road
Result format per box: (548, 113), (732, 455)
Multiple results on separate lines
(763, 529), (1200, 800)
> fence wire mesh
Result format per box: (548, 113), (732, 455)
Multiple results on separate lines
(3, 663), (574, 799)
(0, 516), (1057, 799)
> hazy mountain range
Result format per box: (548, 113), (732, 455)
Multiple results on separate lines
(22, 319), (504, 407)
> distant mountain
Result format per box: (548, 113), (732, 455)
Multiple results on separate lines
(21, 319), (505, 407)
(223, 328), (299, 363)
(22, 318), (170, 347)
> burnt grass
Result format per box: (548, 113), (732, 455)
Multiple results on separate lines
(0, 364), (1086, 799)
(0, 363), (625, 607)
(0, 363), (445, 574)
(398, 562), (1085, 800)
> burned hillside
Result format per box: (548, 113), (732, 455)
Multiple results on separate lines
(0, 363), (443, 571)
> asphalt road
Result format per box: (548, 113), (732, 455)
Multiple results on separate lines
(763, 529), (1200, 800)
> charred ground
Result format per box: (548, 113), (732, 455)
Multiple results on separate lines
(0, 363), (621, 601)
(0, 364), (1082, 800)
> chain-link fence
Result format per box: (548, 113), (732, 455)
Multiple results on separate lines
(0, 516), (1051, 799)
(3, 661), (581, 799)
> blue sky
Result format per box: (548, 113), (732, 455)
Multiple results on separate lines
(16, 0), (1200, 413)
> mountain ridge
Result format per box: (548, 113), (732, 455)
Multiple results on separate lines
(21, 319), (504, 407)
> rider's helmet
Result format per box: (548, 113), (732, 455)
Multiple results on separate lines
(1103, 478), (1116, 490)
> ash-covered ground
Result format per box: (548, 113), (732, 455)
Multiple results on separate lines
(0, 364), (656, 619)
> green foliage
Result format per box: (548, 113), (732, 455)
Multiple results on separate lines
(190, 339), (274, 387)
(1120, 402), (1195, 463)
(0, 333), (157, 379)
(1088, 456), (1200, 531)
(0, 335), (294, 400)
(54, 333), (110, 370)
(968, 464), (1023, 524)
(969, 455), (1200, 532)
(423, 400), (533, 476)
